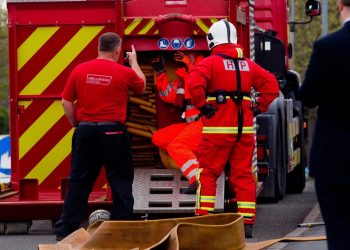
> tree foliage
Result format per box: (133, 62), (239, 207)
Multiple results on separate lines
(0, 8), (9, 133)
(294, 0), (341, 78)
(0, 107), (9, 134)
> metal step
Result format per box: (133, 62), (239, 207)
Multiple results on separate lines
(133, 168), (225, 213)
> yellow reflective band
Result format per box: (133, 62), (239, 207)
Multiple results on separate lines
(138, 19), (155, 35)
(17, 26), (60, 70)
(202, 126), (254, 134)
(236, 47), (243, 58)
(201, 207), (215, 212)
(200, 196), (216, 203)
(237, 201), (256, 209)
(125, 18), (142, 35)
(25, 128), (74, 184)
(206, 96), (250, 101)
(196, 168), (203, 209)
(238, 212), (255, 218)
(20, 26), (104, 95)
(19, 101), (64, 159)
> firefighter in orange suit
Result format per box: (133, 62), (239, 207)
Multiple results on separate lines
(188, 20), (279, 237)
(152, 52), (204, 193)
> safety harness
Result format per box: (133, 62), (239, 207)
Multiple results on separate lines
(207, 54), (249, 141)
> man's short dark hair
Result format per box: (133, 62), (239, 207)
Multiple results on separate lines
(343, 0), (350, 6)
(98, 32), (121, 52)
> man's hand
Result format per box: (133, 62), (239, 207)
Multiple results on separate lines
(126, 45), (146, 90)
(199, 104), (217, 119)
(151, 55), (165, 74)
(126, 45), (137, 67)
(174, 51), (192, 71)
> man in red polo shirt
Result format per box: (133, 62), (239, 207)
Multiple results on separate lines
(54, 32), (146, 241)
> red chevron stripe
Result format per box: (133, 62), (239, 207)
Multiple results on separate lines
(17, 26), (81, 94)
(19, 115), (71, 178)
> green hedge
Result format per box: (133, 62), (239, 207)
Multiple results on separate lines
(0, 107), (9, 134)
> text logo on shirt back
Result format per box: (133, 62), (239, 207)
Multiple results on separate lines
(86, 74), (112, 85)
(223, 59), (250, 71)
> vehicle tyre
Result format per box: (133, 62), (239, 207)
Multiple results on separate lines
(286, 105), (306, 194)
(274, 109), (286, 200)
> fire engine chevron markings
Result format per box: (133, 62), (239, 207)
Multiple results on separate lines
(195, 18), (218, 34)
(19, 26), (104, 95)
(125, 18), (142, 35)
(24, 128), (74, 184)
(17, 26), (60, 70)
(18, 100), (33, 110)
(19, 101), (64, 159)
(138, 19), (156, 35)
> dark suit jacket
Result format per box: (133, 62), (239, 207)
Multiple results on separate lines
(298, 22), (350, 182)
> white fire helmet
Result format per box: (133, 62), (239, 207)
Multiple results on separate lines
(206, 19), (237, 50)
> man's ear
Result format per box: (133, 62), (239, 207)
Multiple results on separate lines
(339, 1), (344, 12)
(115, 47), (121, 60)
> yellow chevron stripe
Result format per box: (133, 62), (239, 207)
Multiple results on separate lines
(19, 101), (64, 159)
(210, 18), (219, 24)
(196, 18), (210, 33)
(19, 26), (104, 95)
(125, 18), (142, 35)
(17, 27), (60, 70)
(138, 19), (155, 35)
(25, 129), (74, 184)
(18, 100), (33, 110)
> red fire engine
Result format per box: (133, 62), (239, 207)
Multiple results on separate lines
(2, 0), (320, 233)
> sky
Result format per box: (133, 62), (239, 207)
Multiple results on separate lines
(1, 0), (6, 10)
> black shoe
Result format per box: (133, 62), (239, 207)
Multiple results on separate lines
(180, 182), (197, 194)
(244, 224), (253, 238)
(53, 220), (74, 241)
(56, 234), (65, 241)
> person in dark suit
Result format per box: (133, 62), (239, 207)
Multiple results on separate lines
(298, 1), (350, 249)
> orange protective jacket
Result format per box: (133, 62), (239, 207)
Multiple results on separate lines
(155, 67), (200, 123)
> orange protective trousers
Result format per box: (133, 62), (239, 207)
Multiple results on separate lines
(152, 120), (203, 184)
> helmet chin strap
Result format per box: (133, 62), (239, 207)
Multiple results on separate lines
(222, 19), (231, 43)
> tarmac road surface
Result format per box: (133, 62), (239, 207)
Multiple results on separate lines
(0, 178), (327, 250)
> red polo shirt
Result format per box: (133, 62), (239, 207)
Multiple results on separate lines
(62, 58), (144, 124)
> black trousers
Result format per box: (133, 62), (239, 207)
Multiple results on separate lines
(315, 178), (350, 250)
(56, 123), (133, 235)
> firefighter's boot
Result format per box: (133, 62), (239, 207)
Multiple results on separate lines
(181, 182), (198, 194)
(244, 224), (253, 238)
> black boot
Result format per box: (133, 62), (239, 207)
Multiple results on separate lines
(244, 224), (253, 238)
(180, 182), (197, 194)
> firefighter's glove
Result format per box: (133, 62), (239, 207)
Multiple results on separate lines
(151, 55), (165, 74)
(199, 104), (217, 119)
(174, 51), (192, 71)
(252, 103), (261, 116)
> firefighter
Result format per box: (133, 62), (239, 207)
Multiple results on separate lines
(188, 19), (279, 237)
(151, 52), (204, 194)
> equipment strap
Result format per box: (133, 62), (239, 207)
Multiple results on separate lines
(214, 54), (245, 141)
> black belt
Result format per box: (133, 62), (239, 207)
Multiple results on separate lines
(78, 121), (120, 126)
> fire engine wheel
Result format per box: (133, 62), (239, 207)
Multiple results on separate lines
(286, 163), (305, 194)
(286, 105), (306, 194)
(272, 109), (287, 201)
(275, 110), (287, 201)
